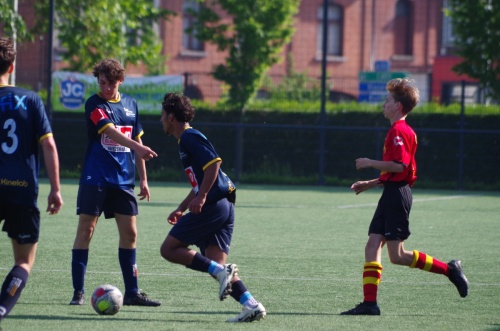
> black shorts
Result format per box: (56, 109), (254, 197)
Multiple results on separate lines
(77, 184), (138, 219)
(0, 204), (40, 244)
(169, 198), (234, 255)
(369, 182), (412, 241)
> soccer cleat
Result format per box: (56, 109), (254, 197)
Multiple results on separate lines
(226, 302), (266, 322)
(123, 291), (161, 306)
(340, 302), (381, 315)
(216, 263), (238, 301)
(447, 260), (469, 298)
(69, 291), (85, 305)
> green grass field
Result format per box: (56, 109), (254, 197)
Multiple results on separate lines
(1, 180), (499, 331)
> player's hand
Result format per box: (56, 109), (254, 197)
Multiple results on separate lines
(167, 209), (184, 225)
(137, 185), (150, 201)
(187, 196), (205, 214)
(47, 190), (63, 215)
(351, 181), (369, 195)
(138, 145), (158, 160)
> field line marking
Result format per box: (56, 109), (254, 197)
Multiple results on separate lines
(337, 195), (470, 209)
(4, 267), (498, 287)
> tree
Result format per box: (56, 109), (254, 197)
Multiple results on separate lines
(34, 0), (174, 74)
(446, 0), (500, 100)
(0, 0), (30, 40)
(187, 0), (300, 111)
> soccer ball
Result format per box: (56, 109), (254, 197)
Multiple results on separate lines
(91, 284), (123, 315)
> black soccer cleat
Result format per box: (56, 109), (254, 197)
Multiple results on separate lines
(447, 260), (469, 298)
(69, 291), (85, 305)
(123, 291), (161, 307)
(341, 302), (381, 316)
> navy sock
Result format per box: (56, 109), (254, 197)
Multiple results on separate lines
(119, 248), (138, 297)
(229, 280), (247, 302)
(0, 266), (29, 321)
(71, 249), (88, 293)
(186, 252), (211, 273)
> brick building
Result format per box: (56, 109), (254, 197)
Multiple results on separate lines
(8, 0), (470, 104)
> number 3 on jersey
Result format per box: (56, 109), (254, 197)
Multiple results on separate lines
(185, 166), (199, 194)
(1, 118), (19, 154)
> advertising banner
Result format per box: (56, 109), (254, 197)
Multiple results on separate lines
(52, 71), (183, 113)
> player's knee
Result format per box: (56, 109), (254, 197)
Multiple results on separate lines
(388, 254), (405, 265)
(160, 244), (172, 261)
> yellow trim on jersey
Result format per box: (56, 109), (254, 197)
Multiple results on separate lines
(39, 132), (53, 143)
(136, 130), (144, 140)
(203, 157), (222, 171)
(0, 84), (14, 88)
(177, 127), (193, 144)
(97, 122), (115, 134)
(98, 92), (121, 103)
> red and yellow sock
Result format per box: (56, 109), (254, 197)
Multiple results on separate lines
(363, 261), (383, 302)
(409, 250), (448, 275)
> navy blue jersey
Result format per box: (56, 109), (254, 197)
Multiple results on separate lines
(0, 85), (53, 206)
(80, 93), (143, 188)
(179, 128), (236, 203)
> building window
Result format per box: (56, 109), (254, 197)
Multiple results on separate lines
(316, 2), (343, 56)
(394, 0), (413, 56)
(441, 0), (455, 55)
(182, 0), (204, 52)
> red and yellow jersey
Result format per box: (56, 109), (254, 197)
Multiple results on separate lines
(379, 120), (417, 186)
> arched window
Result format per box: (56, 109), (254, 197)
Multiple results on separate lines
(317, 3), (343, 56)
(394, 0), (413, 56)
(182, 0), (204, 51)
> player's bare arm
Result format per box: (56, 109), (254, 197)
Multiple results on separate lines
(167, 191), (195, 225)
(41, 135), (63, 214)
(187, 161), (221, 215)
(355, 158), (404, 173)
(134, 136), (151, 201)
(350, 179), (380, 195)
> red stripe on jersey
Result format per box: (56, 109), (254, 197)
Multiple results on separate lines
(90, 108), (109, 125)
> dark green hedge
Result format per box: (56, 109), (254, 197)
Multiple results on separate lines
(51, 109), (500, 190)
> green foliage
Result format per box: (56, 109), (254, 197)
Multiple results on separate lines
(260, 70), (326, 102)
(446, 1), (500, 100)
(0, 0), (31, 40)
(187, 0), (300, 111)
(33, 0), (174, 73)
(198, 98), (500, 115)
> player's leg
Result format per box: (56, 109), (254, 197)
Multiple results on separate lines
(387, 241), (469, 297)
(160, 199), (231, 283)
(115, 213), (160, 307)
(206, 201), (265, 322)
(71, 184), (104, 305)
(70, 213), (98, 305)
(202, 245), (266, 323)
(341, 234), (384, 316)
(0, 240), (36, 321)
(0, 204), (39, 321)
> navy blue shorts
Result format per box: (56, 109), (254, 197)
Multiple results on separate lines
(0, 204), (40, 244)
(77, 184), (138, 219)
(369, 182), (412, 241)
(169, 198), (234, 255)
